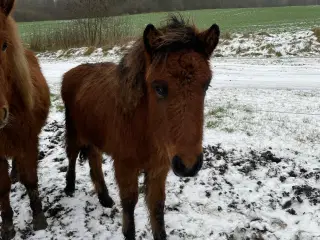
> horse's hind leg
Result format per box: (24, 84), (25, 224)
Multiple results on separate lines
(0, 157), (15, 240)
(87, 145), (114, 208)
(64, 138), (80, 196)
(64, 107), (80, 196)
(17, 143), (48, 231)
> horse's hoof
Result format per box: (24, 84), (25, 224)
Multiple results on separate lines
(98, 192), (114, 208)
(33, 212), (48, 231)
(123, 229), (136, 240)
(1, 225), (16, 240)
(153, 231), (167, 240)
(64, 185), (75, 196)
(124, 236), (136, 240)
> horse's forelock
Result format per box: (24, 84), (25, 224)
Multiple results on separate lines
(116, 15), (203, 111)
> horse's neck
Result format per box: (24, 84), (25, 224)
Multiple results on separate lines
(7, 17), (34, 110)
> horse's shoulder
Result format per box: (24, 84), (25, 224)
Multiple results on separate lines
(24, 49), (40, 67)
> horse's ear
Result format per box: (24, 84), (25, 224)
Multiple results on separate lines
(198, 23), (220, 57)
(1, 0), (15, 16)
(143, 24), (162, 56)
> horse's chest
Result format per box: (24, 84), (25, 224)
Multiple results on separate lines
(0, 125), (28, 157)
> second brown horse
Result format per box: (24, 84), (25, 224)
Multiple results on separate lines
(61, 16), (220, 240)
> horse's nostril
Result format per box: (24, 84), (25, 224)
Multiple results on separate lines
(171, 154), (203, 177)
(196, 153), (204, 171)
(172, 155), (186, 173)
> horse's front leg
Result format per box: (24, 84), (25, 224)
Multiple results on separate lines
(115, 161), (139, 240)
(145, 168), (169, 240)
(0, 157), (15, 240)
(16, 143), (48, 231)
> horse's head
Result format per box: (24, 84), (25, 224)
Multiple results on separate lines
(144, 17), (220, 177)
(0, 0), (14, 129)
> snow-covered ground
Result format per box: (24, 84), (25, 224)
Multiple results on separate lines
(6, 53), (320, 240)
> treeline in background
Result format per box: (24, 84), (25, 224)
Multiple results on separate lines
(14, 0), (320, 22)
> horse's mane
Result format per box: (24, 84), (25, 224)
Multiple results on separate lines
(7, 15), (33, 110)
(117, 15), (202, 111)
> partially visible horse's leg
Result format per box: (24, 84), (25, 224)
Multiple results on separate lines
(64, 107), (80, 196)
(0, 157), (15, 240)
(145, 169), (169, 240)
(115, 162), (139, 240)
(87, 145), (114, 207)
(10, 159), (19, 184)
(17, 143), (47, 231)
(65, 139), (79, 196)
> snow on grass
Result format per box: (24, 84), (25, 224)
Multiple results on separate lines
(3, 56), (320, 240)
(214, 30), (320, 58)
(36, 30), (320, 61)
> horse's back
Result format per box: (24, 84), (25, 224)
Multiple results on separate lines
(61, 62), (116, 105)
(26, 49), (50, 126)
(61, 62), (118, 148)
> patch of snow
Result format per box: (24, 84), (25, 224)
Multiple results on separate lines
(214, 30), (320, 58)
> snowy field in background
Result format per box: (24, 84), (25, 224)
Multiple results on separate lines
(5, 55), (320, 240)
(36, 29), (320, 60)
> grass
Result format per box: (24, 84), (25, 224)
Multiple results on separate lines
(241, 33), (251, 38)
(18, 5), (320, 46)
(257, 31), (272, 37)
(312, 27), (320, 42)
(206, 120), (220, 129)
(206, 106), (228, 129)
(222, 127), (236, 133)
(221, 32), (232, 40)
(275, 51), (283, 57)
(261, 43), (275, 50)
(206, 104), (256, 130)
(50, 93), (64, 112)
(207, 106), (227, 118)
(84, 47), (96, 56)
(27, 17), (133, 51)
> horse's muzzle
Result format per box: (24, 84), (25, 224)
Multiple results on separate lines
(0, 106), (8, 128)
(171, 153), (203, 177)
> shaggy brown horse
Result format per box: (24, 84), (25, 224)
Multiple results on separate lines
(0, 0), (50, 239)
(61, 16), (220, 240)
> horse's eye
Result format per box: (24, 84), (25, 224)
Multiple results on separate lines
(155, 86), (167, 97)
(2, 42), (7, 52)
(152, 80), (168, 99)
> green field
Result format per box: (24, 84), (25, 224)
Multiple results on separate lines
(18, 5), (320, 38)
(17, 5), (320, 51)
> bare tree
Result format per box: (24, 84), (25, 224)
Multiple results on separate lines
(65, 0), (110, 45)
